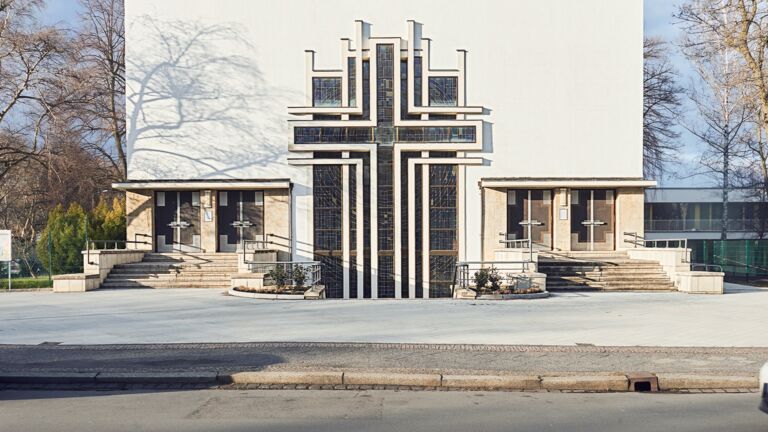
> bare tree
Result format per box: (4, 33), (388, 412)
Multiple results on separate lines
(71, 0), (125, 179)
(678, 1), (768, 240)
(679, 4), (753, 240)
(0, 0), (66, 181)
(644, 38), (683, 179)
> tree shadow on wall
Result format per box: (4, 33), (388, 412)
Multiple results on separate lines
(126, 16), (298, 179)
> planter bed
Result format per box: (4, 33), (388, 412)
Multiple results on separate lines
(230, 285), (325, 300)
(475, 291), (550, 300)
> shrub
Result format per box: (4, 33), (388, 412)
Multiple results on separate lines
(473, 266), (502, 292)
(90, 197), (126, 243)
(35, 198), (127, 276)
(292, 265), (307, 288)
(36, 204), (88, 275)
(267, 265), (289, 292)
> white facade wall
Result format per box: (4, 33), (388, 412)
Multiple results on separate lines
(125, 0), (643, 262)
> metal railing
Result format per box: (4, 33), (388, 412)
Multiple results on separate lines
(245, 261), (322, 288)
(498, 236), (531, 249)
(644, 219), (760, 232)
(85, 234), (152, 265)
(690, 263), (723, 272)
(452, 260), (533, 295)
(624, 232), (687, 250)
(241, 234), (280, 262)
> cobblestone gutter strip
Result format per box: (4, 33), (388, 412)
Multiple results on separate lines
(1, 342), (767, 354)
(0, 370), (758, 392)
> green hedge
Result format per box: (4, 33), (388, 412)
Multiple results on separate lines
(5, 277), (53, 289)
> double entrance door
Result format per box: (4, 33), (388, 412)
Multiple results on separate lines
(217, 190), (264, 252)
(570, 189), (615, 251)
(506, 189), (552, 249)
(154, 191), (201, 252)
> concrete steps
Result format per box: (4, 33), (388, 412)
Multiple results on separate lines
(101, 253), (238, 289)
(539, 251), (676, 292)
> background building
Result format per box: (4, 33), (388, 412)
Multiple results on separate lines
(645, 188), (765, 240)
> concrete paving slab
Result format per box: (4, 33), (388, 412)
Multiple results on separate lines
(0, 285), (766, 346)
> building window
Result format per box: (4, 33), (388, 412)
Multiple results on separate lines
(348, 57), (356, 107)
(414, 56), (423, 107)
(313, 77), (342, 107)
(313, 165), (343, 298)
(397, 126), (475, 143)
(428, 77), (458, 106)
(376, 44), (395, 126)
(294, 127), (373, 144)
(429, 164), (458, 298)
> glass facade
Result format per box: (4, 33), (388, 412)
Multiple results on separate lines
(397, 126), (475, 143)
(428, 77), (458, 106)
(349, 165), (358, 298)
(348, 57), (356, 107)
(313, 165), (343, 298)
(414, 57), (423, 107)
(428, 164), (458, 298)
(294, 126), (475, 144)
(376, 44), (395, 298)
(645, 202), (762, 232)
(312, 77), (342, 107)
(298, 34), (477, 298)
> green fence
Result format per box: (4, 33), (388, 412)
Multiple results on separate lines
(689, 239), (768, 279)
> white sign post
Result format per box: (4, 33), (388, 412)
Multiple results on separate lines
(0, 230), (11, 291)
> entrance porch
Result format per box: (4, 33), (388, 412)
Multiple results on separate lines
(480, 178), (655, 261)
(113, 180), (292, 259)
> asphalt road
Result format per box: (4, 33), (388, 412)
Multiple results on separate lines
(0, 390), (765, 432)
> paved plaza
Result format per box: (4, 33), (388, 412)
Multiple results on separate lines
(1, 284), (766, 347)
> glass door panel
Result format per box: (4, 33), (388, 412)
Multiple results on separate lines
(570, 189), (615, 251)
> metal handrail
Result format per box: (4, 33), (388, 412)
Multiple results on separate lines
(85, 237), (152, 265)
(498, 237), (531, 249)
(712, 255), (768, 274)
(690, 263), (723, 272)
(245, 260), (322, 288)
(240, 234), (278, 263)
(623, 232), (687, 250)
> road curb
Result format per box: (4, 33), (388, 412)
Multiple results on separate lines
(95, 372), (219, 384)
(441, 374), (541, 390)
(344, 372), (441, 387)
(228, 371), (344, 386)
(0, 371), (758, 392)
(542, 375), (629, 392)
(655, 373), (758, 390)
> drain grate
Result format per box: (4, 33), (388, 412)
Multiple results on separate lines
(627, 372), (659, 392)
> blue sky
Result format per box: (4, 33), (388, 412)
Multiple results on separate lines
(40, 0), (705, 186)
(644, 0), (707, 187)
(40, 0), (81, 25)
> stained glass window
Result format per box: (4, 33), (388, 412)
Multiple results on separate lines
(313, 77), (342, 107)
(348, 57), (356, 107)
(428, 77), (458, 107)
